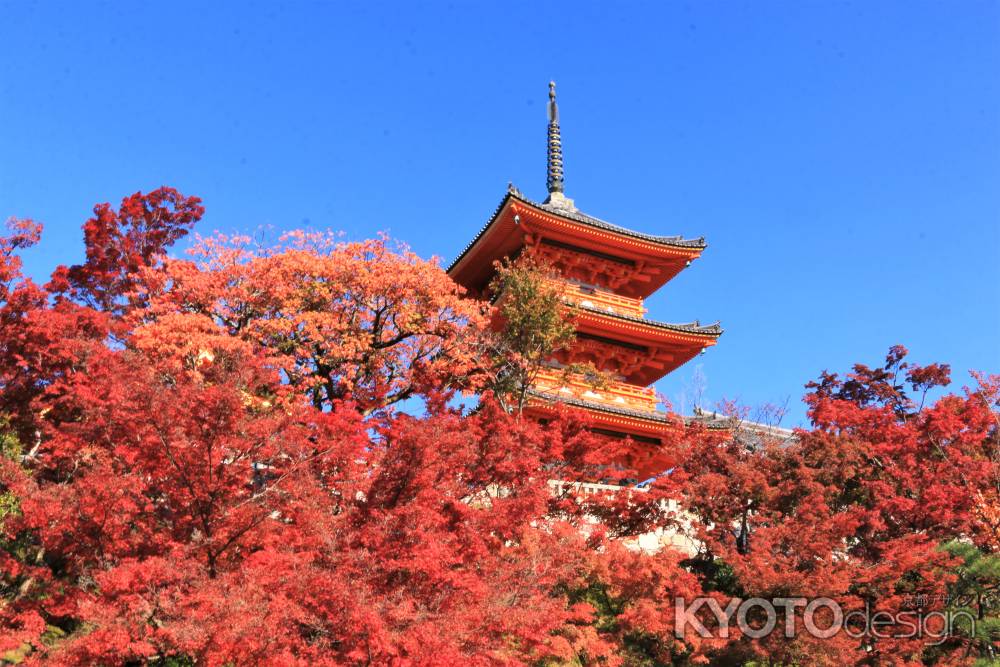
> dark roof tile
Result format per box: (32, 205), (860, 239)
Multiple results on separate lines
(528, 389), (672, 422)
(574, 302), (723, 337)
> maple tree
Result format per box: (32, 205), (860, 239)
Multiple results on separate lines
(678, 347), (1000, 665)
(139, 230), (489, 416)
(0, 189), (997, 666)
(49, 187), (205, 315)
(0, 194), (688, 665)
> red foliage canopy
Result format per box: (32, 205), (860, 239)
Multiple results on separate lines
(0, 191), (996, 666)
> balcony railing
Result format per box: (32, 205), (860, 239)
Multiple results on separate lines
(548, 479), (630, 497)
(533, 368), (658, 413)
(543, 279), (646, 318)
(547, 480), (682, 511)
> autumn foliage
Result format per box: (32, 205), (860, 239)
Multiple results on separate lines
(0, 189), (997, 665)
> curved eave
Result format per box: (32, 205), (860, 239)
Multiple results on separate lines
(574, 305), (722, 345)
(526, 390), (671, 436)
(568, 307), (720, 384)
(448, 191), (517, 274)
(526, 391), (688, 477)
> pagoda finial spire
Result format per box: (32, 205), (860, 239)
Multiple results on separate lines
(546, 82), (565, 194)
(545, 81), (574, 209)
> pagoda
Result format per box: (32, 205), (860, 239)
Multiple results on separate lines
(448, 82), (721, 479)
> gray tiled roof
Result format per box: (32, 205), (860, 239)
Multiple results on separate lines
(574, 302), (723, 337)
(447, 185), (707, 273)
(528, 392), (779, 435)
(527, 387), (803, 453)
(686, 407), (798, 440)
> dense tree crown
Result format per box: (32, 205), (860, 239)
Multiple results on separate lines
(0, 189), (997, 665)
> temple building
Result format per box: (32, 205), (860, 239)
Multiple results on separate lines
(448, 82), (722, 480)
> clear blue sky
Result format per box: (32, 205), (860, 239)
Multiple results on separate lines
(2, 1), (998, 426)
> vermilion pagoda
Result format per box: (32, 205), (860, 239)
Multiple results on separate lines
(448, 83), (721, 478)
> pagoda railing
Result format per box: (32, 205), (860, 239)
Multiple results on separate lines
(547, 479), (654, 497)
(533, 368), (658, 413)
(542, 278), (645, 318)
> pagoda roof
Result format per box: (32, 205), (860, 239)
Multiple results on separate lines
(512, 187), (705, 250)
(526, 389), (674, 476)
(530, 394), (797, 443)
(562, 306), (719, 385)
(530, 391), (793, 432)
(448, 185), (707, 297)
(574, 302), (722, 338)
